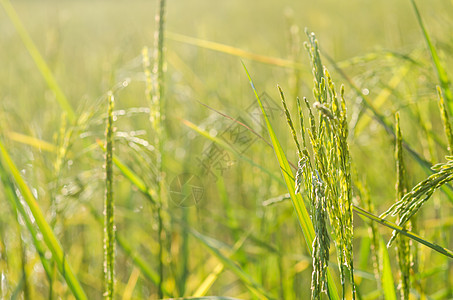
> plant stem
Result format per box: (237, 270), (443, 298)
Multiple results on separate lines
(104, 92), (115, 299)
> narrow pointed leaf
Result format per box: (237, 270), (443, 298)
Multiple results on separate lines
(0, 138), (87, 300)
(190, 229), (275, 300)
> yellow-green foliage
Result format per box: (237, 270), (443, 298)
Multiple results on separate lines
(1, 1), (453, 299)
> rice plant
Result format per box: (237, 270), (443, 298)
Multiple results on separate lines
(279, 31), (356, 299)
(1, 0), (453, 299)
(103, 92), (115, 299)
(146, 1), (167, 298)
(394, 112), (410, 300)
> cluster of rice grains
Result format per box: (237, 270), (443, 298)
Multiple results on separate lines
(378, 88), (453, 299)
(142, 0), (167, 298)
(283, 31), (453, 300)
(281, 32), (356, 299)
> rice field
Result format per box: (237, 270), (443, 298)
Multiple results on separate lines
(1, 0), (453, 299)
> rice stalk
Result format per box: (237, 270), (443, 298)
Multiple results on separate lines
(354, 205), (453, 258)
(437, 86), (453, 156)
(104, 92), (115, 299)
(279, 31), (357, 298)
(151, 0), (166, 135)
(381, 157), (453, 245)
(279, 86), (302, 159)
(310, 173), (330, 299)
(297, 97), (308, 150)
(243, 62), (340, 300)
(97, 139), (158, 203)
(146, 1), (167, 297)
(303, 31), (356, 299)
(280, 88), (330, 299)
(86, 203), (172, 296)
(395, 112), (410, 300)
(324, 49), (453, 204)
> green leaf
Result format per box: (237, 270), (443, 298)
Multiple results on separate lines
(181, 119), (284, 185)
(354, 205), (453, 258)
(0, 0), (75, 122)
(410, 0), (453, 116)
(192, 233), (248, 297)
(0, 163), (53, 280)
(169, 297), (243, 300)
(190, 229), (275, 300)
(324, 52), (453, 205)
(379, 239), (397, 300)
(0, 138), (87, 300)
(96, 139), (157, 204)
(86, 204), (171, 296)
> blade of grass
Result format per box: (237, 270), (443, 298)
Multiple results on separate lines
(0, 139), (87, 300)
(122, 267), (140, 300)
(7, 177), (30, 300)
(395, 112), (410, 300)
(148, 1), (167, 294)
(357, 237), (371, 286)
(185, 103), (298, 172)
(5, 131), (58, 153)
(242, 62), (340, 300)
(410, 0), (453, 116)
(192, 232), (248, 297)
(322, 51), (453, 203)
(192, 263), (224, 297)
(189, 229), (275, 300)
(170, 297), (242, 300)
(0, 0), (75, 122)
(335, 50), (422, 70)
(96, 139), (157, 204)
(98, 135), (169, 295)
(86, 204), (171, 296)
(3, 136), (158, 208)
(181, 119), (285, 185)
(437, 86), (453, 155)
(0, 163), (53, 280)
(194, 100), (273, 149)
(167, 32), (303, 70)
(10, 277), (24, 300)
(353, 205), (453, 258)
(379, 238), (397, 300)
